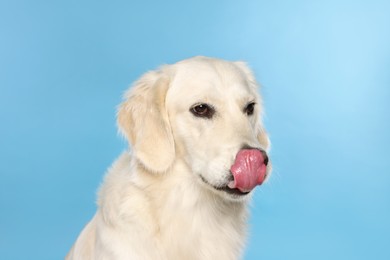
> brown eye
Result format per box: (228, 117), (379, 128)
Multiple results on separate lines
(244, 102), (256, 116)
(190, 103), (215, 119)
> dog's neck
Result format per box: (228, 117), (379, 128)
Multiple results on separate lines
(145, 159), (250, 259)
(98, 153), (249, 259)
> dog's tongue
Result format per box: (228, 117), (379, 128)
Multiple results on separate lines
(230, 149), (267, 192)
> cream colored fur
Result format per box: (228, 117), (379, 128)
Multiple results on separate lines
(66, 56), (271, 260)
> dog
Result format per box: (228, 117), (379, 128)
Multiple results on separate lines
(66, 56), (271, 260)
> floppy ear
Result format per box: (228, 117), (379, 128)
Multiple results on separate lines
(234, 61), (271, 152)
(117, 70), (175, 173)
(257, 126), (271, 152)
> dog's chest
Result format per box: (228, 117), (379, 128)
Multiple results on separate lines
(155, 196), (247, 260)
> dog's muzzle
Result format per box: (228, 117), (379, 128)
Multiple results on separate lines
(228, 148), (268, 193)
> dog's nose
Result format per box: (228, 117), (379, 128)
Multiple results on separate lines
(241, 145), (269, 166)
(230, 148), (269, 191)
(260, 150), (269, 166)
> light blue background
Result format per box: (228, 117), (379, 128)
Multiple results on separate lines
(1, 0), (389, 259)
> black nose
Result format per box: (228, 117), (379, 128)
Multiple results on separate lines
(260, 150), (269, 166)
(241, 145), (269, 166)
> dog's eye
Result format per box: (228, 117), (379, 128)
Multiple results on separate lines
(244, 102), (256, 116)
(190, 103), (215, 119)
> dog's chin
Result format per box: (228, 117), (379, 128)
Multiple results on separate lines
(199, 175), (251, 202)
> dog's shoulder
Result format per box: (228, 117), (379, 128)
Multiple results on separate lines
(97, 152), (158, 231)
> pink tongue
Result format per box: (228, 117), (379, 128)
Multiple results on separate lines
(230, 149), (267, 192)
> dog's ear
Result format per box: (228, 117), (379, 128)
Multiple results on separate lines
(117, 70), (175, 173)
(234, 61), (271, 152)
(257, 126), (271, 152)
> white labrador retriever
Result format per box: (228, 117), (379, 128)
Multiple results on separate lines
(66, 56), (271, 260)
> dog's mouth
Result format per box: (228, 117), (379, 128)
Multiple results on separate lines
(216, 185), (251, 196)
(200, 176), (250, 196)
(199, 149), (269, 197)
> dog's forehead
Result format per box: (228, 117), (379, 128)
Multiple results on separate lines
(168, 59), (256, 102)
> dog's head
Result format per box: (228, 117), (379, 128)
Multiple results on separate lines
(118, 56), (271, 200)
